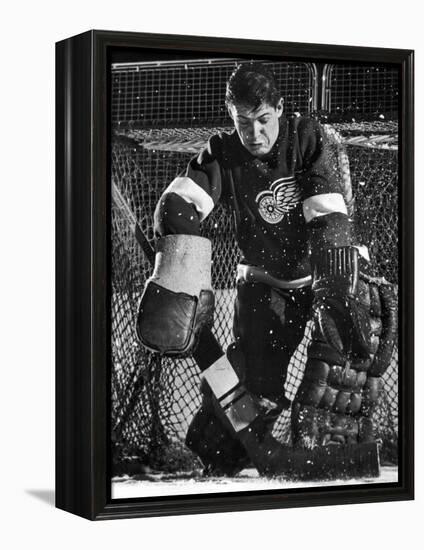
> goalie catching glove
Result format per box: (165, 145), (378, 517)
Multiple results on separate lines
(136, 234), (214, 356)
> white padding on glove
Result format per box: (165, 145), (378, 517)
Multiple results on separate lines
(149, 234), (212, 296)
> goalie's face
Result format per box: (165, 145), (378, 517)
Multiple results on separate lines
(228, 99), (283, 157)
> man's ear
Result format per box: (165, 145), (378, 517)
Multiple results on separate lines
(276, 98), (284, 118)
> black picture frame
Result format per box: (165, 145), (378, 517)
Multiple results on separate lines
(56, 29), (414, 521)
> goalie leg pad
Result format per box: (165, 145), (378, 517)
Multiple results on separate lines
(185, 390), (250, 476)
(369, 282), (398, 376)
(188, 354), (380, 479)
(292, 277), (397, 450)
(187, 348), (287, 476)
(202, 354), (260, 432)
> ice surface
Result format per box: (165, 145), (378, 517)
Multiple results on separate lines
(111, 466), (398, 499)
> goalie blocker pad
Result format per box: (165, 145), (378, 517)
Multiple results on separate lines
(137, 282), (214, 355)
(136, 235), (214, 356)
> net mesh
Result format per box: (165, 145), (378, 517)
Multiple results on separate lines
(111, 122), (398, 473)
(326, 64), (399, 116)
(112, 59), (315, 126)
(110, 59), (398, 474)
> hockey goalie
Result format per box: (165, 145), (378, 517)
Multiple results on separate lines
(136, 62), (397, 480)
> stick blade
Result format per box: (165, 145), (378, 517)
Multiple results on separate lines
(263, 441), (380, 481)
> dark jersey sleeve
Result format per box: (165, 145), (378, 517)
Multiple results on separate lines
(297, 118), (352, 251)
(184, 133), (224, 207)
(154, 133), (224, 237)
(296, 118), (341, 199)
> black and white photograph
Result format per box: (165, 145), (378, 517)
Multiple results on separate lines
(2, 0), (422, 541)
(110, 53), (400, 499)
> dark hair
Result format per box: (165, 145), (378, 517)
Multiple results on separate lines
(225, 62), (281, 110)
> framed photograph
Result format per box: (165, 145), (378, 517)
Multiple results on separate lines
(56, 30), (414, 520)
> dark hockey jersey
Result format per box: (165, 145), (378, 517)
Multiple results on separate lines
(180, 115), (346, 280)
(153, 116), (351, 280)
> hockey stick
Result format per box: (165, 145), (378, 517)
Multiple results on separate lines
(111, 180), (380, 480)
(111, 182), (155, 265)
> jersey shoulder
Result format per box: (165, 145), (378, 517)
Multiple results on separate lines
(197, 130), (234, 164)
(292, 115), (322, 141)
(290, 115), (326, 165)
(198, 129), (241, 167)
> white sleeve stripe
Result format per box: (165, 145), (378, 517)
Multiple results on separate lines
(303, 193), (347, 223)
(165, 177), (215, 222)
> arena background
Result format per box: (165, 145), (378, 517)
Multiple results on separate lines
(110, 55), (399, 495)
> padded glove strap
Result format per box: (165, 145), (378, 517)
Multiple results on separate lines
(312, 246), (371, 361)
(312, 246), (359, 299)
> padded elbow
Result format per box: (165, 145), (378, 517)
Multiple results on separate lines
(154, 192), (201, 237)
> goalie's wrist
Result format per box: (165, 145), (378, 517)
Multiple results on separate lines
(311, 245), (359, 297)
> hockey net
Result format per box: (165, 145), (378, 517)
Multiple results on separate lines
(111, 122), (398, 474)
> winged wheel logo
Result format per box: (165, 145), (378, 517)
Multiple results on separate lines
(255, 177), (301, 224)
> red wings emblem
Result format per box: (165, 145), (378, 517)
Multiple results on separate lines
(255, 176), (302, 224)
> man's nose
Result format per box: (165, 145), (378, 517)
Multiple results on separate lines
(250, 121), (261, 139)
